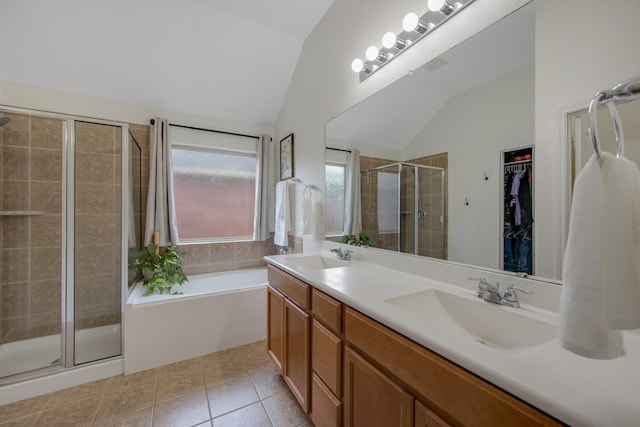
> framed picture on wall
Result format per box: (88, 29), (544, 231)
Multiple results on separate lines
(280, 133), (294, 180)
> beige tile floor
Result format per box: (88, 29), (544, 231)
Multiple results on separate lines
(0, 340), (312, 427)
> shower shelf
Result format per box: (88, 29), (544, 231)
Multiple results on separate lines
(0, 211), (46, 216)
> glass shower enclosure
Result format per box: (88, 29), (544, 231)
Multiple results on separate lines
(0, 108), (142, 380)
(361, 162), (446, 259)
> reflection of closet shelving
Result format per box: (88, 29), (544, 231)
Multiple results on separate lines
(504, 160), (532, 173)
(0, 211), (46, 216)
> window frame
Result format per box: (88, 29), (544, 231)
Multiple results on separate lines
(325, 160), (347, 238)
(171, 140), (259, 244)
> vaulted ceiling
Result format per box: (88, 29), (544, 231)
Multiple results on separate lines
(0, 0), (334, 127)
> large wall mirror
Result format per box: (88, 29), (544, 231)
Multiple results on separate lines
(325, 0), (640, 284)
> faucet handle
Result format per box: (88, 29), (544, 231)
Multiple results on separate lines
(502, 284), (532, 308)
(505, 284), (532, 296)
(467, 277), (491, 298)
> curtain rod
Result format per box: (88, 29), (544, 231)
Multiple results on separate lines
(149, 119), (259, 140)
(326, 146), (352, 153)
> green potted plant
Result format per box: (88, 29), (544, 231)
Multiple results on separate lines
(134, 243), (188, 296)
(343, 232), (377, 247)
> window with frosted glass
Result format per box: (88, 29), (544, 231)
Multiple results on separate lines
(325, 164), (345, 236)
(172, 147), (257, 240)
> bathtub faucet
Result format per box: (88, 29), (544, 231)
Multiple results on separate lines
(330, 247), (353, 261)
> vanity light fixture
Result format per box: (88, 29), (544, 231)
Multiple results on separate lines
(351, 0), (474, 82)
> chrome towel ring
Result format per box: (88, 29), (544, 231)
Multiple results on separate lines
(588, 75), (640, 161)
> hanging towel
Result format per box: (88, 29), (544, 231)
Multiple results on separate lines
(302, 186), (313, 234)
(559, 153), (625, 359)
(605, 156), (640, 329)
(274, 180), (291, 247)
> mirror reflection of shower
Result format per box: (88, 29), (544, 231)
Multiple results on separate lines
(361, 162), (446, 258)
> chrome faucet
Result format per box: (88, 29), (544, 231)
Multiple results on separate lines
(467, 278), (531, 308)
(330, 247), (353, 261)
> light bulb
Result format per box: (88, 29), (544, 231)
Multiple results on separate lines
(365, 45), (379, 61)
(351, 58), (364, 73)
(402, 12), (419, 32)
(427, 0), (446, 11)
(382, 32), (397, 49)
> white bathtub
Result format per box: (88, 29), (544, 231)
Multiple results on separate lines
(124, 268), (268, 374)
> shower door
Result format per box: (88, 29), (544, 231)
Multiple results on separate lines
(0, 108), (136, 380)
(361, 162), (446, 258)
(72, 121), (124, 364)
(0, 111), (65, 377)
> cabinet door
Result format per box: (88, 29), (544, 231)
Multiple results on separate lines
(312, 319), (342, 397)
(267, 285), (284, 372)
(284, 297), (311, 413)
(312, 372), (343, 427)
(344, 346), (414, 427)
(415, 401), (451, 427)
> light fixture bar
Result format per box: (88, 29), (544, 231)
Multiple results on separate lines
(353, 0), (474, 82)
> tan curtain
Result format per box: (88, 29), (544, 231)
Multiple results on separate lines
(144, 117), (179, 245)
(343, 148), (362, 235)
(253, 135), (272, 241)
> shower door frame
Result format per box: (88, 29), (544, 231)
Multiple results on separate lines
(398, 163), (446, 256)
(0, 105), (131, 379)
(362, 162), (445, 256)
(64, 118), (131, 368)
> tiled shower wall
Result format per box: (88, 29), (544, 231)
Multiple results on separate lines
(360, 154), (448, 259)
(0, 112), (63, 343)
(73, 122), (122, 331)
(405, 153), (448, 260)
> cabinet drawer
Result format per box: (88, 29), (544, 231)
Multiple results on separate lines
(345, 308), (562, 427)
(312, 319), (342, 397)
(312, 373), (342, 427)
(312, 288), (342, 334)
(268, 265), (310, 310)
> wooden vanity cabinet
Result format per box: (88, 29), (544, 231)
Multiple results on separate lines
(267, 265), (311, 413)
(345, 307), (563, 427)
(267, 265), (562, 427)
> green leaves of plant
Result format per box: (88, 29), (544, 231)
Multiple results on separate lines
(134, 244), (188, 296)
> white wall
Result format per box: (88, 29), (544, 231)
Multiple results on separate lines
(534, 0), (640, 279)
(403, 65), (534, 269)
(0, 80), (273, 135)
(275, 0), (530, 245)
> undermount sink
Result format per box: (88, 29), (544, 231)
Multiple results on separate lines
(385, 289), (556, 350)
(286, 255), (351, 270)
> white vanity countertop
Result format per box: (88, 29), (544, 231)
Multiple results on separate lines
(265, 243), (640, 427)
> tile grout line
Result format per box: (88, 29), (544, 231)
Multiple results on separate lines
(244, 358), (276, 427)
(200, 360), (215, 425)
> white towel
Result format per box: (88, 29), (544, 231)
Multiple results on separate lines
(559, 153), (627, 359)
(605, 156), (640, 329)
(274, 181), (291, 247)
(302, 186), (313, 234)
